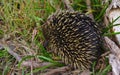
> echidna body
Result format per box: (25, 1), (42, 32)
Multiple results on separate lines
(42, 10), (103, 70)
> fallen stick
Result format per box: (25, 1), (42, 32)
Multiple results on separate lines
(0, 42), (52, 68)
(43, 66), (70, 75)
(104, 37), (120, 75)
(62, 0), (74, 11)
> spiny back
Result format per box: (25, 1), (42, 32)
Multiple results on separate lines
(42, 10), (103, 70)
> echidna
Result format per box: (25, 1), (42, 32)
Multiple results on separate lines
(42, 10), (103, 70)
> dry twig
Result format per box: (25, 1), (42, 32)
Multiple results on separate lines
(62, 0), (74, 11)
(104, 37), (120, 75)
(43, 66), (70, 75)
(86, 0), (94, 20)
(0, 40), (51, 68)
